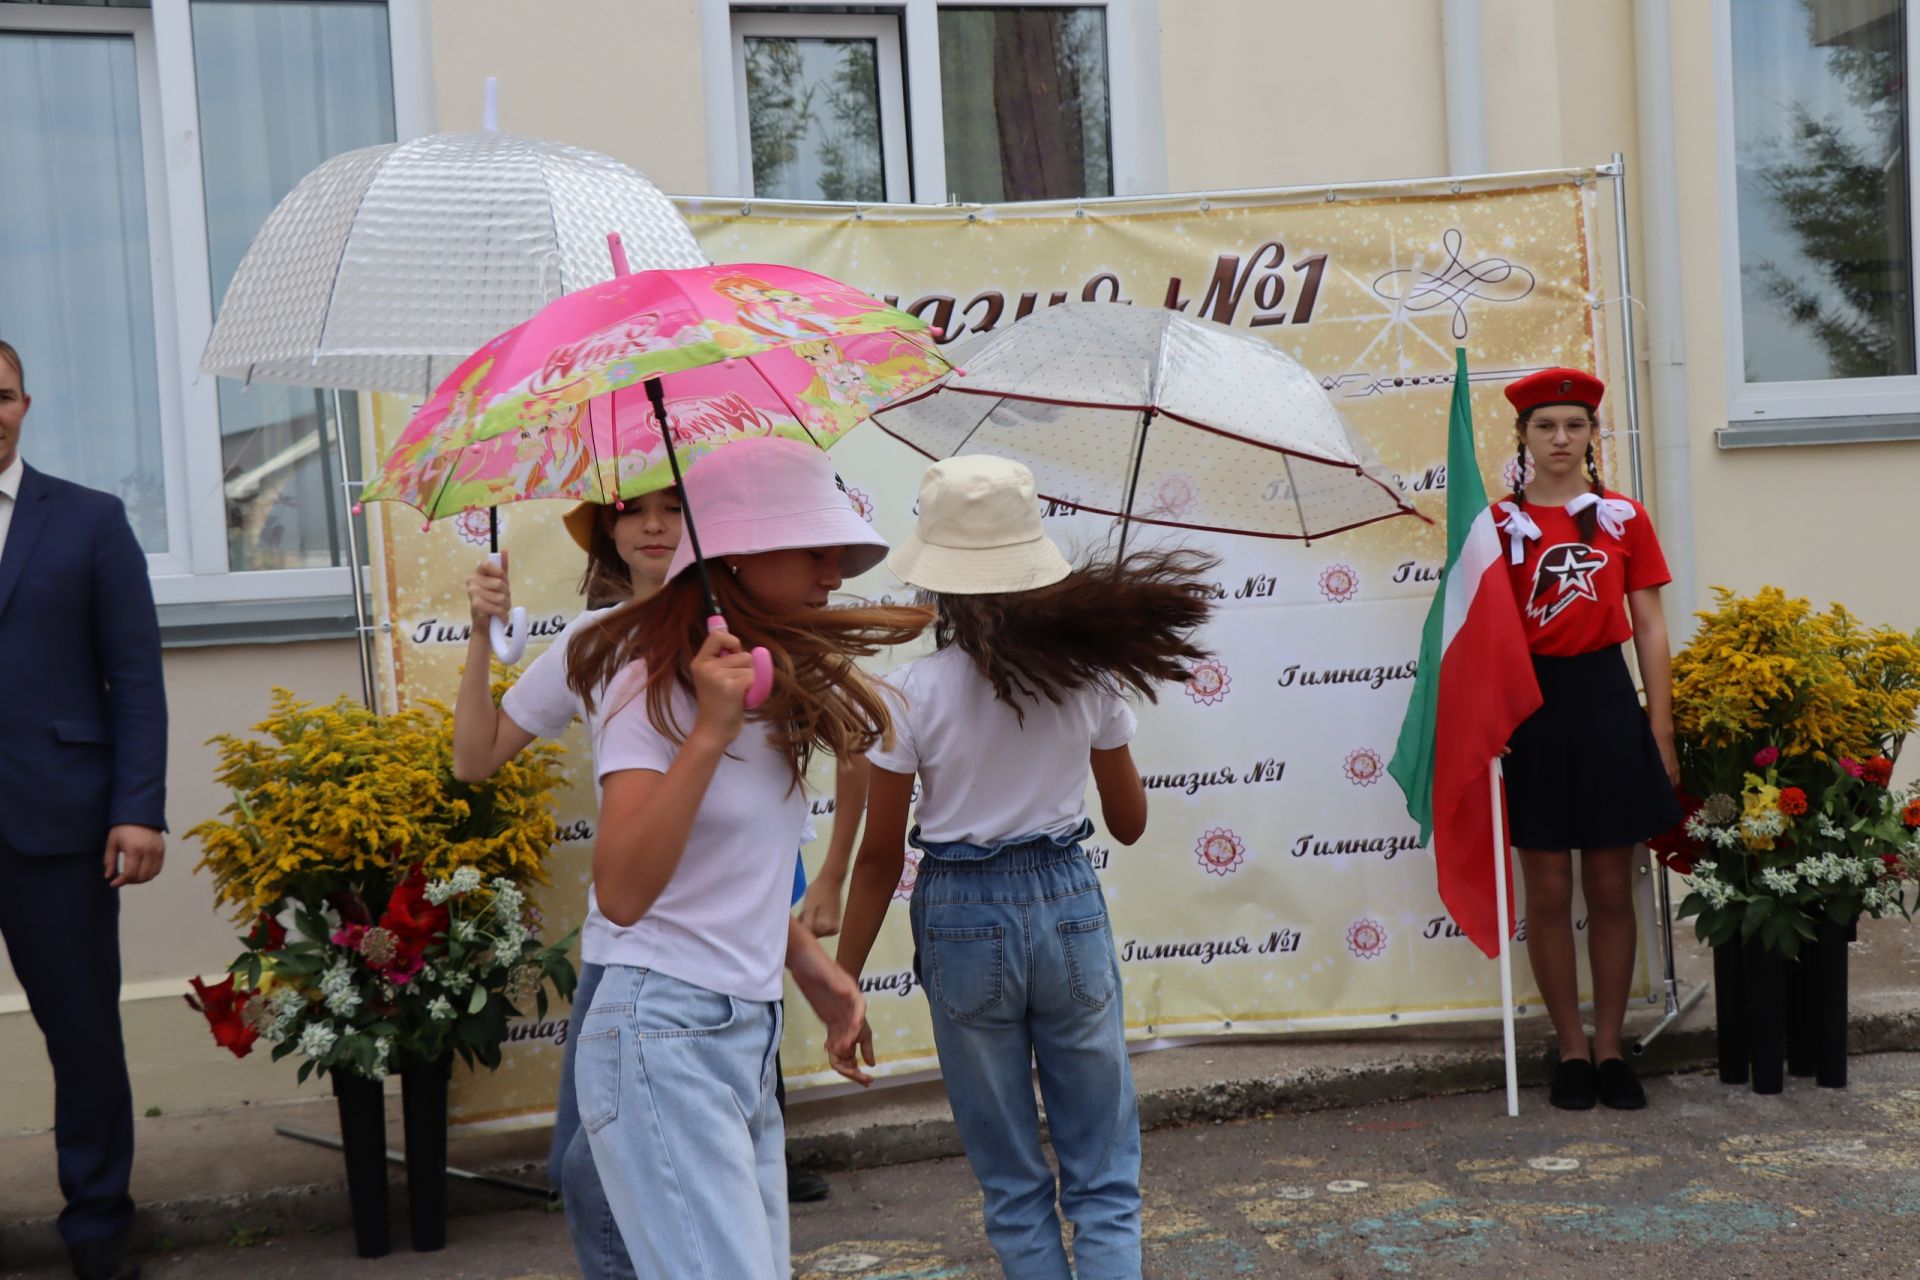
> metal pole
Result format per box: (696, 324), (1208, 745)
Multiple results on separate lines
(1606, 153), (1690, 1041)
(1606, 152), (1647, 502)
(330, 388), (378, 712)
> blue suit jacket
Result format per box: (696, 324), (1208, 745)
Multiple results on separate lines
(0, 464), (167, 854)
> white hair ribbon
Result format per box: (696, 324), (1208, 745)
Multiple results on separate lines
(1494, 501), (1541, 565)
(1566, 493), (1636, 541)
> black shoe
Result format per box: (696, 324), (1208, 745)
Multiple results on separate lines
(787, 1162), (830, 1203)
(1596, 1057), (1648, 1110)
(1549, 1055), (1598, 1111)
(69, 1235), (140, 1280)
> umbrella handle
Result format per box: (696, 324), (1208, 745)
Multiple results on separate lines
(488, 552), (530, 663)
(708, 615), (773, 710)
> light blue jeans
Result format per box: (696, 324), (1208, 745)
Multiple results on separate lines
(548, 961), (636, 1280)
(577, 965), (789, 1279)
(909, 821), (1143, 1280)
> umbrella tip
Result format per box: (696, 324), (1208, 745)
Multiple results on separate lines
(421, 520), (433, 533)
(351, 503), (364, 516)
(614, 499), (625, 511)
(929, 326), (945, 339)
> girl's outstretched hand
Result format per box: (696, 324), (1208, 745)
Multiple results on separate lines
(689, 628), (755, 746)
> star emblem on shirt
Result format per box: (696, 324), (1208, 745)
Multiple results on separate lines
(1527, 543), (1610, 626)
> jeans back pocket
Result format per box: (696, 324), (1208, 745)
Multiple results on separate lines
(573, 1026), (623, 1134)
(925, 924), (1006, 1023)
(1058, 913), (1118, 1011)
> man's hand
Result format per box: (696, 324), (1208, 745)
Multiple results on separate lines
(104, 825), (165, 887)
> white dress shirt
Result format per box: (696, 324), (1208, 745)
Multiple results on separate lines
(0, 454), (22, 562)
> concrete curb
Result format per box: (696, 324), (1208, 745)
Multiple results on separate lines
(6, 1005), (1919, 1270)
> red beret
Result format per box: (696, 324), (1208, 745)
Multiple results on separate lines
(1504, 367), (1605, 415)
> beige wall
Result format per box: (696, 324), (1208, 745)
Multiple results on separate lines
(423, 0), (713, 194)
(1, 642), (364, 1130)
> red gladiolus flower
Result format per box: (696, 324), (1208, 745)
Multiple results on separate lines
(1863, 757), (1894, 788)
(246, 911), (287, 952)
(1778, 787), (1809, 816)
(1648, 792), (1703, 875)
(376, 867), (449, 983)
(184, 974), (259, 1059)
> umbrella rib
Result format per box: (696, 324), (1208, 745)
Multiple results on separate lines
(311, 149), (396, 383)
(949, 394), (1007, 457)
(1280, 452), (1311, 542)
(740, 353), (825, 449)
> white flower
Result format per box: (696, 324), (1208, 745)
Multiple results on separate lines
(451, 866), (483, 895)
(490, 878), (526, 921)
(371, 1037), (392, 1075)
(297, 1022), (338, 1060)
(424, 879), (458, 906)
(1688, 860), (1719, 881)
(453, 918), (479, 943)
(319, 964), (355, 998)
(428, 996), (455, 1022)
(325, 986), (363, 1018)
(1758, 867), (1800, 895)
(440, 965), (475, 995)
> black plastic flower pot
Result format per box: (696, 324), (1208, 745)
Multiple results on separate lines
(331, 1069), (391, 1258)
(400, 1053), (452, 1252)
(1711, 940), (1748, 1085)
(1810, 918), (1851, 1089)
(1743, 939), (1787, 1095)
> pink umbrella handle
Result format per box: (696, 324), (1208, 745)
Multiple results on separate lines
(708, 615), (774, 710)
(488, 552), (530, 663)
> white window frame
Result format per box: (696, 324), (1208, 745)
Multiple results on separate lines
(1, 0), (431, 609)
(731, 11), (912, 203)
(1712, 0), (1920, 424)
(703, 0), (1165, 203)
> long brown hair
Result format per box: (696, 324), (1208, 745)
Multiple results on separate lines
(577, 513), (634, 608)
(929, 547), (1220, 724)
(1512, 410), (1603, 543)
(567, 570), (931, 786)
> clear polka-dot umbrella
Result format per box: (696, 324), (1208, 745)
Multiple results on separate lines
(871, 303), (1423, 545)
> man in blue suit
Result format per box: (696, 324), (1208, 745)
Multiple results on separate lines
(0, 339), (166, 1280)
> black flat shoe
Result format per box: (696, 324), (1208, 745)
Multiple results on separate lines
(1596, 1057), (1647, 1110)
(787, 1162), (831, 1203)
(1550, 1056), (1598, 1110)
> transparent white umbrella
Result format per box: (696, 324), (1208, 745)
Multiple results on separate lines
(200, 88), (705, 397)
(871, 303), (1421, 547)
(199, 83), (707, 674)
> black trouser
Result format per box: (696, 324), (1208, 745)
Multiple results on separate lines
(0, 836), (136, 1245)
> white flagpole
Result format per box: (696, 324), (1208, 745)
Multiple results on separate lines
(1491, 758), (1520, 1117)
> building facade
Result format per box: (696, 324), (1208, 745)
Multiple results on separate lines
(2, 0), (1913, 1126)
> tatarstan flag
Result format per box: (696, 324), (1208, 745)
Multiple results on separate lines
(1387, 348), (1542, 959)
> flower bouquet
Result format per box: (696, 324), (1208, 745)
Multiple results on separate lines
(1663, 588), (1920, 957)
(1659, 587), (1920, 1092)
(185, 689), (576, 1081)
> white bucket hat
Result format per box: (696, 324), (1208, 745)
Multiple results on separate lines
(889, 455), (1073, 595)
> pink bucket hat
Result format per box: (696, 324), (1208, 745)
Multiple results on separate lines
(665, 436), (889, 584)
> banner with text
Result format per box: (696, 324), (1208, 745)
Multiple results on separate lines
(363, 175), (1657, 1122)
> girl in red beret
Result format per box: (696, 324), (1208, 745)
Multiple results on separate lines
(1495, 367), (1683, 1111)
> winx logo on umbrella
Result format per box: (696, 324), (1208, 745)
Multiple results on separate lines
(1527, 542), (1610, 626)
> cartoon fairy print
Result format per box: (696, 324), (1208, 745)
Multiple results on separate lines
(710, 274), (839, 341)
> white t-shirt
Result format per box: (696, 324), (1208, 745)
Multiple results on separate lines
(592, 675), (804, 1002)
(868, 645), (1137, 847)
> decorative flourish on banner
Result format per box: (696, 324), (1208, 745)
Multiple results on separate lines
(893, 849), (923, 902)
(1343, 748), (1385, 787)
(1195, 827), (1248, 876)
(1143, 473), (1198, 520)
(1317, 564), (1360, 603)
(452, 508), (497, 548)
(1185, 658), (1232, 707)
(1346, 918), (1389, 959)
(1372, 228), (1537, 339)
